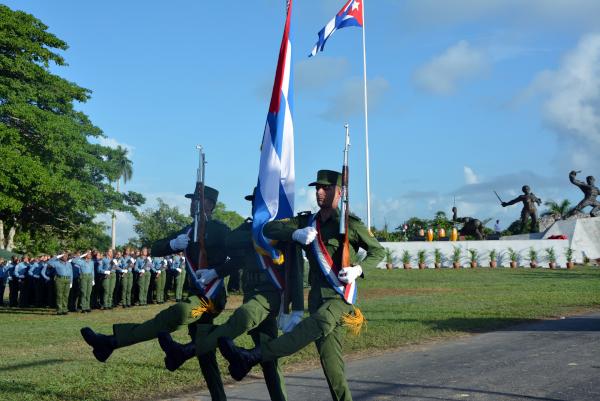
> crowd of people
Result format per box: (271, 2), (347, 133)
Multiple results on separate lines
(0, 248), (209, 315)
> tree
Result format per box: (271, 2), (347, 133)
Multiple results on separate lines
(213, 202), (245, 229)
(109, 146), (134, 248)
(542, 199), (572, 219)
(0, 5), (144, 252)
(133, 199), (192, 248)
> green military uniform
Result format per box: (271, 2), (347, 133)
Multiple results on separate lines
(154, 258), (167, 303)
(259, 171), (385, 401)
(173, 254), (186, 301)
(120, 256), (134, 307)
(192, 218), (304, 401)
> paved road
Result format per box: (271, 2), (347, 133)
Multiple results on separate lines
(165, 311), (600, 401)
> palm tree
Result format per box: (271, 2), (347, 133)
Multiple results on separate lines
(110, 146), (133, 248)
(542, 199), (571, 219)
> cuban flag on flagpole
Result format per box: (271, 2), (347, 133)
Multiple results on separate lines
(309, 0), (363, 57)
(252, 0), (295, 266)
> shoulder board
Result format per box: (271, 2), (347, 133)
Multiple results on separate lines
(349, 213), (362, 222)
(297, 211), (312, 217)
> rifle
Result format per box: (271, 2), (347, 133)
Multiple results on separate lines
(340, 124), (351, 268)
(194, 145), (209, 268)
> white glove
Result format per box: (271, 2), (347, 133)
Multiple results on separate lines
(279, 310), (303, 333)
(92, 281), (95, 285)
(69, 283), (72, 289)
(56, 254), (64, 259)
(176, 268), (182, 273)
(112, 259), (118, 265)
(122, 270), (128, 274)
(67, 259), (72, 263)
(146, 257), (152, 262)
(337, 265), (362, 284)
(129, 257), (135, 264)
(181, 256), (186, 262)
(291, 227), (318, 245)
(104, 270), (111, 275)
(169, 234), (190, 251)
(198, 269), (218, 285)
(139, 270), (145, 275)
(81, 252), (89, 258)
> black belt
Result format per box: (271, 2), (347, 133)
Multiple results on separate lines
(56, 275), (71, 279)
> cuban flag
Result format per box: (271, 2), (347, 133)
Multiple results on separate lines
(309, 0), (363, 57)
(252, 0), (295, 267)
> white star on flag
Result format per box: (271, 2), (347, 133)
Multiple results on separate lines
(352, 1), (360, 11)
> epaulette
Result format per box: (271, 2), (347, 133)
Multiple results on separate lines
(349, 213), (362, 222)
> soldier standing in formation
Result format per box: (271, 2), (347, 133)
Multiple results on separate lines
(218, 170), (385, 401)
(47, 252), (73, 315)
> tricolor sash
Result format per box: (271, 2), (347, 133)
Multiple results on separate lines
(309, 214), (357, 304)
(183, 228), (223, 300)
(254, 245), (286, 292)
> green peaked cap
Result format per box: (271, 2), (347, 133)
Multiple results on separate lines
(185, 184), (219, 203)
(308, 170), (342, 187)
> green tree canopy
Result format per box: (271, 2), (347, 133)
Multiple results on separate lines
(213, 201), (245, 229)
(133, 199), (192, 248)
(0, 5), (144, 252)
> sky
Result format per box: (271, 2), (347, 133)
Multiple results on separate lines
(5, 0), (600, 244)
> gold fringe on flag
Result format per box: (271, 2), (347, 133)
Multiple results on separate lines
(190, 298), (216, 318)
(341, 306), (366, 336)
(253, 240), (285, 265)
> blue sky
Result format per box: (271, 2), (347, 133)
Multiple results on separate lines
(5, 0), (600, 243)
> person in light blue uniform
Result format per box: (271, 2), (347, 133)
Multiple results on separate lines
(13, 256), (30, 307)
(98, 249), (117, 309)
(40, 256), (55, 307)
(6, 257), (17, 306)
(170, 252), (186, 302)
(28, 257), (44, 307)
(151, 256), (167, 304)
(68, 251), (82, 312)
(72, 251), (95, 313)
(135, 248), (152, 306)
(47, 253), (73, 315)
(0, 258), (8, 306)
(117, 249), (134, 308)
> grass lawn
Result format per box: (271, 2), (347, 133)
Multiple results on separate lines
(1, 267), (599, 401)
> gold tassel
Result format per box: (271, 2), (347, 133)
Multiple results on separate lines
(253, 240), (285, 265)
(190, 298), (216, 318)
(342, 306), (366, 336)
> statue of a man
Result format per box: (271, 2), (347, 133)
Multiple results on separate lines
(452, 207), (485, 240)
(566, 170), (599, 218)
(501, 185), (542, 233)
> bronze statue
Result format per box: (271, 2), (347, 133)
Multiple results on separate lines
(566, 170), (599, 217)
(501, 185), (542, 233)
(452, 207), (485, 240)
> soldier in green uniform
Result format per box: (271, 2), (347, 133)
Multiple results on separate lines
(158, 190), (305, 401)
(119, 248), (135, 308)
(218, 170), (385, 401)
(171, 252), (186, 302)
(80, 185), (232, 401)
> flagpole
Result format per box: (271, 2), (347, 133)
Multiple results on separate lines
(361, 0), (372, 231)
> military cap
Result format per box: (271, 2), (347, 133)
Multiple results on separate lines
(308, 170), (342, 187)
(185, 184), (219, 203)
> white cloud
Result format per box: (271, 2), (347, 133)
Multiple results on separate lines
(295, 187), (318, 213)
(463, 166), (480, 185)
(320, 76), (390, 121)
(96, 136), (135, 158)
(525, 33), (600, 172)
(413, 40), (489, 95)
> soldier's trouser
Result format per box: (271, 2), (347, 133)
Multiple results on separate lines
(79, 274), (93, 311)
(174, 271), (186, 301)
(120, 272), (133, 306)
(0, 279), (5, 306)
(102, 274), (116, 308)
(68, 276), (81, 311)
(137, 272), (150, 305)
(18, 278), (29, 307)
(54, 276), (71, 314)
(33, 278), (44, 306)
(261, 293), (354, 401)
(112, 295), (227, 401)
(8, 279), (19, 307)
(196, 291), (287, 401)
(155, 272), (166, 303)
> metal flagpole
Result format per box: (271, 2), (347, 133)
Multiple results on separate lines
(361, 0), (372, 231)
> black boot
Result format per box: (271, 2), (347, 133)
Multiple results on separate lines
(217, 337), (262, 381)
(157, 332), (195, 371)
(80, 327), (117, 362)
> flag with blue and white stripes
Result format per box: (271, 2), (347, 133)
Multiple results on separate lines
(252, 0), (295, 272)
(309, 0), (363, 57)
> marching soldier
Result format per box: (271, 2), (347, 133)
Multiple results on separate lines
(47, 252), (73, 315)
(218, 170), (385, 401)
(80, 185), (232, 401)
(158, 189), (305, 401)
(73, 251), (95, 313)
